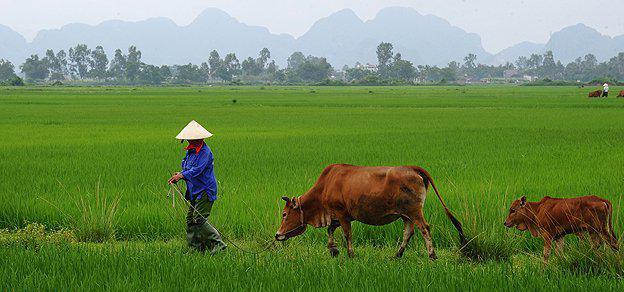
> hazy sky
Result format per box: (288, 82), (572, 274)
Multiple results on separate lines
(1, 0), (623, 53)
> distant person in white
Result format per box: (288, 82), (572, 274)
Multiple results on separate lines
(602, 83), (609, 97)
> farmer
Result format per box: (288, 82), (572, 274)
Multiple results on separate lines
(168, 120), (227, 254)
(602, 83), (609, 97)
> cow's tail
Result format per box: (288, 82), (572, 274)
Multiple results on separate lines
(413, 167), (467, 247)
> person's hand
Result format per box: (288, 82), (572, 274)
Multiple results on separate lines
(168, 172), (184, 185)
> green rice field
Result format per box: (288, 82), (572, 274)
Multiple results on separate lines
(1, 85), (624, 290)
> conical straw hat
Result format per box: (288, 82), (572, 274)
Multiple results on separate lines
(175, 120), (213, 140)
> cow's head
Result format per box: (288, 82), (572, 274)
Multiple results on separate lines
(504, 196), (531, 231)
(275, 196), (306, 241)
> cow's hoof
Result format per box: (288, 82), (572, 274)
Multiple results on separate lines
(329, 247), (340, 257)
(395, 252), (404, 258)
(347, 251), (355, 258)
(429, 253), (437, 260)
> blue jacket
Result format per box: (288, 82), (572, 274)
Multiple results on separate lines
(181, 143), (218, 201)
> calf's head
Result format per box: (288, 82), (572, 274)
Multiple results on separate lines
(275, 196), (306, 241)
(504, 196), (532, 231)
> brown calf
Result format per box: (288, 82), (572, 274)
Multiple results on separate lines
(617, 90), (624, 98)
(275, 164), (466, 259)
(504, 195), (618, 262)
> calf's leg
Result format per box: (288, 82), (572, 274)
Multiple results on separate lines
(542, 237), (553, 263)
(327, 221), (340, 257)
(554, 237), (565, 255)
(589, 232), (603, 249)
(600, 226), (619, 251)
(395, 218), (415, 258)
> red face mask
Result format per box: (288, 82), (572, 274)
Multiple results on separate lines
(184, 140), (204, 152)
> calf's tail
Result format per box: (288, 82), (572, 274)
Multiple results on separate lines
(413, 167), (467, 247)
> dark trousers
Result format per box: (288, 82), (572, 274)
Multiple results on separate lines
(602, 91), (609, 97)
(186, 193), (226, 253)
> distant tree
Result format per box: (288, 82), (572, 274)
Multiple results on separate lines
(45, 49), (69, 81)
(515, 56), (529, 70)
(266, 60), (278, 76)
(607, 52), (624, 80)
(43, 49), (64, 81)
(291, 55), (333, 82)
(208, 50), (222, 79)
(68, 44), (91, 79)
(581, 54), (598, 71)
(273, 69), (286, 82)
(542, 51), (556, 67)
(108, 49), (127, 80)
(258, 48), (271, 70)
(223, 53), (240, 78)
(287, 52), (306, 71)
(215, 65), (231, 81)
(564, 58), (582, 81)
(388, 53), (415, 80)
(174, 63), (203, 83)
(89, 45), (109, 80)
(241, 57), (258, 76)
(56, 50), (69, 77)
(20, 54), (49, 81)
(200, 62), (210, 80)
(527, 54), (543, 70)
(463, 53), (477, 68)
(439, 67), (457, 82)
(463, 53), (477, 71)
(137, 64), (164, 84)
(447, 61), (460, 72)
(159, 65), (172, 81)
(0, 59), (16, 81)
(125, 46), (142, 81)
(376, 42), (394, 77)
(7, 75), (24, 86)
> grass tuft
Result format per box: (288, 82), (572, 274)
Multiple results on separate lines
(459, 233), (514, 262)
(68, 181), (121, 242)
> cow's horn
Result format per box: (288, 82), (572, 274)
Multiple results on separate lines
(281, 196), (291, 203)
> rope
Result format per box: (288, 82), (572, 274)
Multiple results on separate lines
(169, 183), (277, 255)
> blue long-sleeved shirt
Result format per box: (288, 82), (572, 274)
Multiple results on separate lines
(181, 143), (218, 201)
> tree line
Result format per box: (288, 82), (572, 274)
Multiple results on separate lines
(0, 44), (334, 85)
(1, 42), (623, 85)
(343, 43), (624, 84)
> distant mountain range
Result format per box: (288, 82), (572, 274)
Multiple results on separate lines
(1, 7), (624, 68)
(490, 24), (624, 65)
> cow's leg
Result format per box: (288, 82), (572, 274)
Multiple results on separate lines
(338, 218), (354, 257)
(554, 237), (565, 255)
(395, 218), (415, 258)
(327, 221), (340, 257)
(414, 212), (436, 259)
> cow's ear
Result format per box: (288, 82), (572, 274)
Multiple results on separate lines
(291, 197), (298, 209)
(281, 196), (291, 205)
(520, 196), (526, 206)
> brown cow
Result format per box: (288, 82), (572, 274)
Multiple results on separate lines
(588, 90), (602, 97)
(618, 90), (624, 98)
(275, 164), (466, 259)
(504, 195), (618, 262)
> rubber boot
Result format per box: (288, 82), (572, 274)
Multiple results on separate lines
(186, 224), (206, 253)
